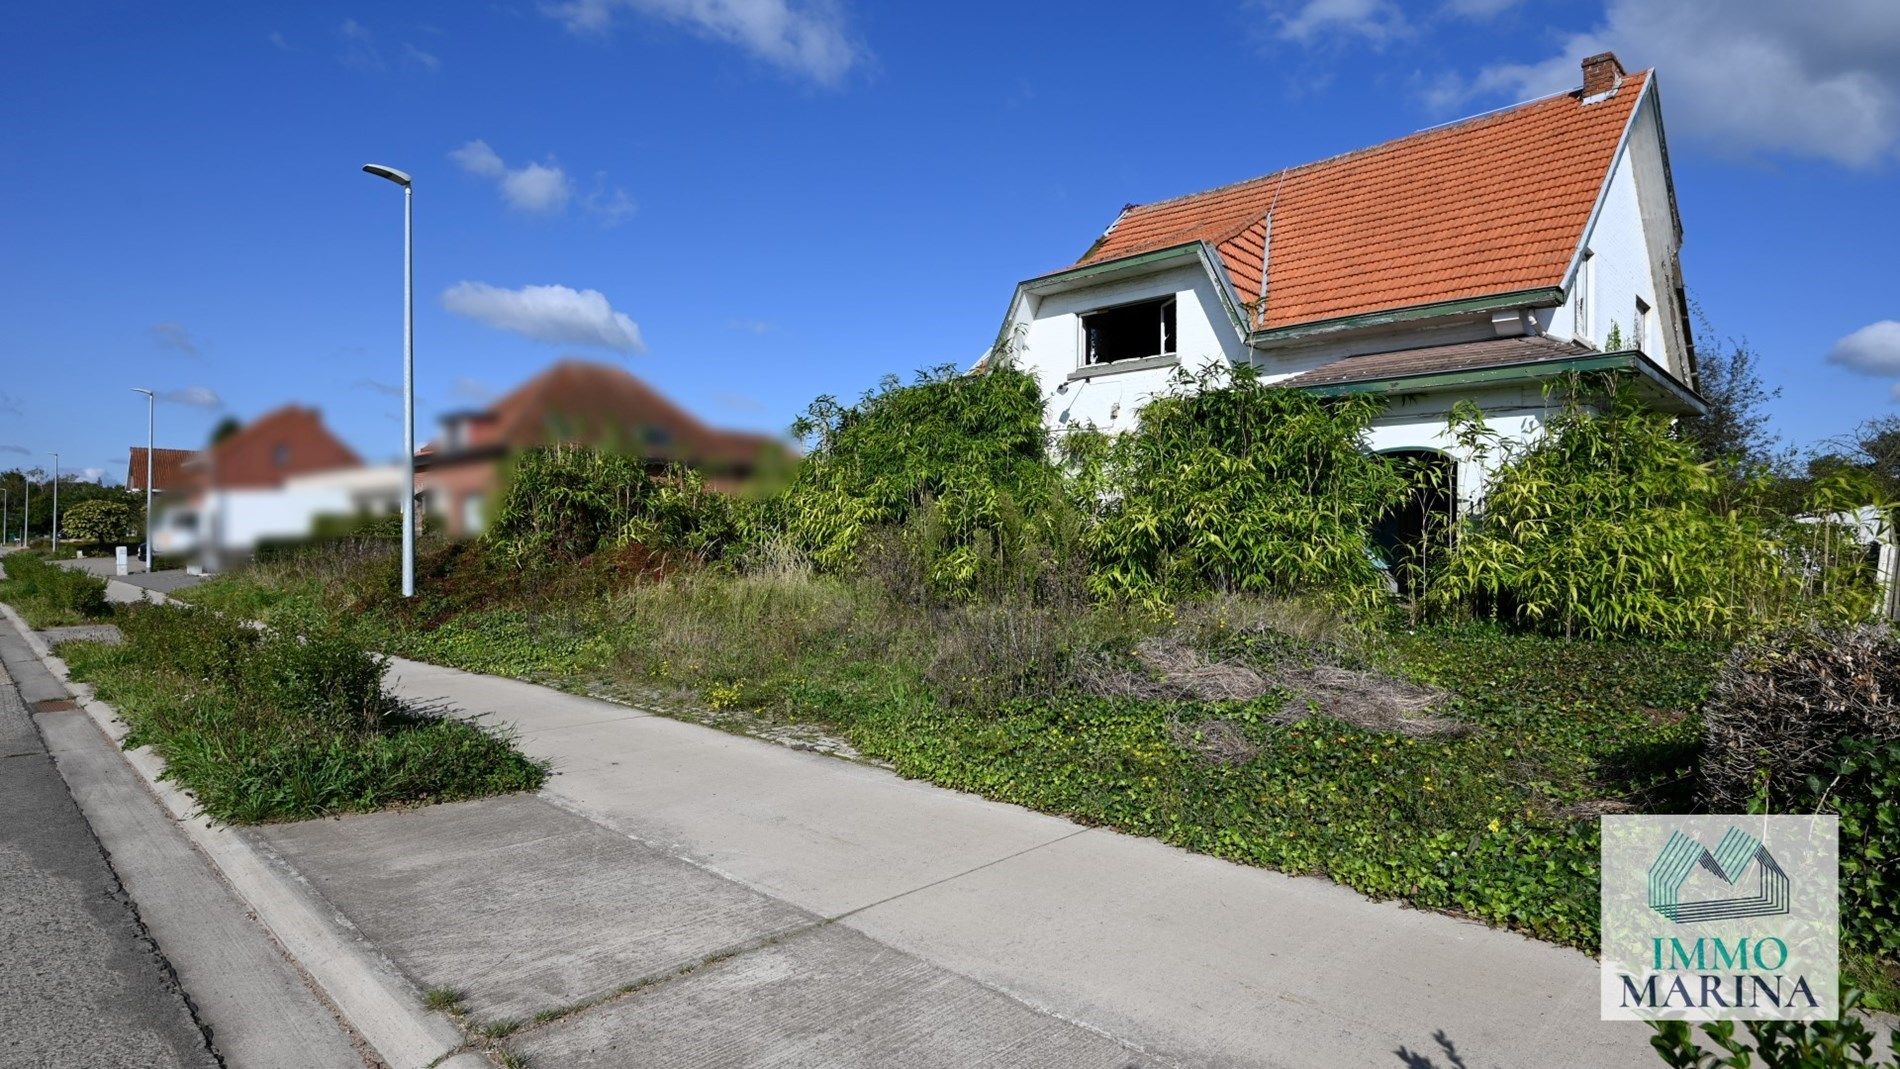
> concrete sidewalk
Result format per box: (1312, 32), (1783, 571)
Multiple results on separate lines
(306, 654), (1659, 1068)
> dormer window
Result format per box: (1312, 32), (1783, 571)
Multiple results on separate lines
(1083, 297), (1177, 366)
(1633, 297), (1651, 354)
(272, 444), (290, 468)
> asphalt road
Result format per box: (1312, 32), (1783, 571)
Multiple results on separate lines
(0, 622), (217, 1069)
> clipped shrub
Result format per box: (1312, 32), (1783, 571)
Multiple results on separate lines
(60, 498), (139, 545)
(1082, 365), (1406, 610)
(1432, 377), (1865, 639)
(1699, 625), (1900, 988)
(1699, 625), (1900, 811)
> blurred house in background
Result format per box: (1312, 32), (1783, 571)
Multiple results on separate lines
(125, 446), (195, 494)
(151, 405), (402, 557)
(417, 359), (785, 536)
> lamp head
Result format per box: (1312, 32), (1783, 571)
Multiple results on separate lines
(362, 163), (412, 187)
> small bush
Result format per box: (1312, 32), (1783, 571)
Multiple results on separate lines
(487, 447), (744, 567)
(66, 602), (545, 823)
(0, 551), (109, 626)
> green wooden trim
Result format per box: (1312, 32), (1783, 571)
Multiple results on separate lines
(1018, 243), (1204, 291)
(1299, 352), (1632, 397)
(1251, 287), (1565, 342)
(1299, 348), (1707, 416)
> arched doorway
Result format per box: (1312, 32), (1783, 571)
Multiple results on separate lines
(1371, 449), (1457, 599)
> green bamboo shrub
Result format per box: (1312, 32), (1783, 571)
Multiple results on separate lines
(1432, 378), (1872, 639)
(1080, 365), (1406, 610)
(487, 446), (744, 565)
(779, 363), (1071, 595)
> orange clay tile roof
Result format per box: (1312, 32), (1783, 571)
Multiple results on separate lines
(125, 446), (196, 492)
(1074, 72), (1649, 331)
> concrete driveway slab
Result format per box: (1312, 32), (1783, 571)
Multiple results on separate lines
(842, 824), (1652, 1068)
(253, 793), (815, 1023)
(515, 923), (1154, 1069)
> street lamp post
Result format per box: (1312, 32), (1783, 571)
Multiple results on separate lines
(133, 388), (155, 569)
(362, 162), (415, 599)
(20, 475), (28, 547)
(49, 453), (59, 554)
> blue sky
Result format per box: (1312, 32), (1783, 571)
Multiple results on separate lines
(3, 0), (1897, 482)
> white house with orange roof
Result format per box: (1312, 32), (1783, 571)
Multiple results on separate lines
(986, 52), (1703, 519)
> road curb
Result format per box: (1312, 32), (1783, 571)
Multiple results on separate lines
(0, 600), (491, 1069)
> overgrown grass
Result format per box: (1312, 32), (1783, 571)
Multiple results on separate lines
(62, 599), (546, 824)
(0, 551), (109, 627)
(188, 544), (1729, 950)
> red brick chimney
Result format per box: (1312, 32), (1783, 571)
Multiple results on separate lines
(1582, 52), (1625, 98)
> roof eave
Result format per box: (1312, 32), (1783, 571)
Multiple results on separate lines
(1249, 286), (1565, 345)
(1298, 347), (1707, 416)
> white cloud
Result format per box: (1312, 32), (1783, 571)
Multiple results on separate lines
(441, 282), (645, 353)
(159, 386), (222, 409)
(545, 0), (863, 85)
(727, 318), (774, 335)
(449, 140), (574, 214)
(268, 30), (292, 51)
(448, 139), (505, 177)
(338, 19), (440, 75)
(1443, 0), (1522, 15)
(1430, 0), (1900, 167)
(583, 172), (637, 226)
(76, 467), (106, 484)
(338, 18), (382, 70)
(149, 321), (202, 358)
(1828, 320), (1900, 376)
(403, 43), (441, 72)
(1268, 0), (1410, 46)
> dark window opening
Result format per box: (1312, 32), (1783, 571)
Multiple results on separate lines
(272, 444), (290, 468)
(1083, 297), (1176, 365)
(1371, 450), (1457, 600)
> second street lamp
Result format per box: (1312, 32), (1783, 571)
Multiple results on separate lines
(48, 452), (59, 554)
(133, 388), (155, 569)
(362, 162), (416, 599)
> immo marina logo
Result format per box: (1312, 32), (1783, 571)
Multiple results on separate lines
(1600, 815), (1837, 1022)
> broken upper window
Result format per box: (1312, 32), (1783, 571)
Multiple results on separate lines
(1082, 297), (1177, 365)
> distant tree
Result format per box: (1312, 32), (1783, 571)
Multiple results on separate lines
(210, 416), (241, 444)
(1814, 416), (1900, 500)
(61, 498), (139, 544)
(1678, 304), (1783, 470)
